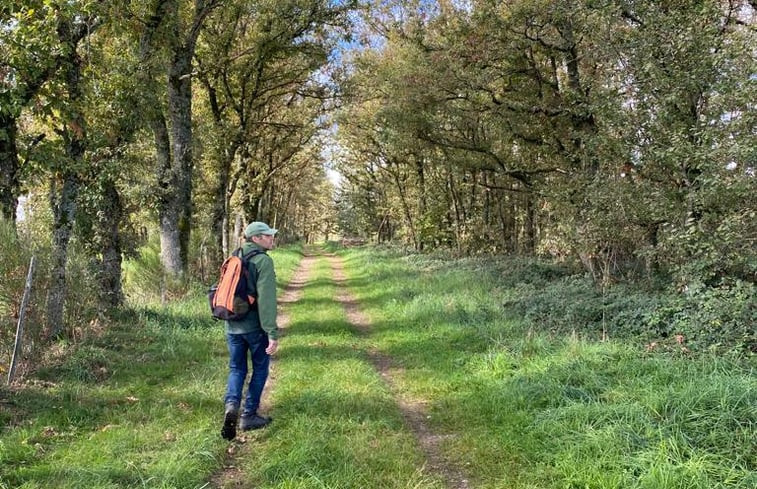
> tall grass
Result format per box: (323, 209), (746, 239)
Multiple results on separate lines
(0, 296), (224, 488)
(0, 218), (37, 369)
(0, 217), (102, 375)
(2, 243), (753, 488)
(336, 246), (756, 489)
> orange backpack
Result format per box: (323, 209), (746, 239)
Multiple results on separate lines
(208, 249), (264, 321)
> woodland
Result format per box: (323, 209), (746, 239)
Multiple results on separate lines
(1, 0), (756, 364)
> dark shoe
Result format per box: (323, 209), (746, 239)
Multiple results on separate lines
(240, 413), (271, 431)
(221, 403), (239, 440)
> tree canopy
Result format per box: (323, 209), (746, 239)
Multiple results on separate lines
(335, 0), (756, 286)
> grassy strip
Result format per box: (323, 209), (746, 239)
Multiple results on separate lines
(336, 246), (756, 489)
(0, 245), (302, 489)
(229, 253), (441, 488)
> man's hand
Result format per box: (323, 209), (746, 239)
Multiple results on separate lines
(266, 339), (278, 355)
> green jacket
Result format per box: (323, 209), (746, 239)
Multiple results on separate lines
(224, 242), (279, 339)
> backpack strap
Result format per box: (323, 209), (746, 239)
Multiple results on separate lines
(239, 249), (266, 294)
(231, 248), (266, 262)
(241, 249), (266, 261)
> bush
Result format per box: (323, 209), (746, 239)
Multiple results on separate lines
(1, 216), (111, 379)
(643, 280), (756, 353)
(499, 260), (755, 354)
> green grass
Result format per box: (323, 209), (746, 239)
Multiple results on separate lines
(1, 243), (754, 488)
(0, 298), (223, 488)
(230, 255), (439, 488)
(335, 246), (756, 489)
(0, 245), (304, 489)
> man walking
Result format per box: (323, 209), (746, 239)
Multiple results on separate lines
(221, 221), (279, 441)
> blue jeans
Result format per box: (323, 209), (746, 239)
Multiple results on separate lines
(224, 330), (270, 415)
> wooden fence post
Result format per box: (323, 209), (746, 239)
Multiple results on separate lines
(8, 255), (36, 386)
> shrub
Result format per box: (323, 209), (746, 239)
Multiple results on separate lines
(1, 216), (112, 379)
(502, 271), (755, 354)
(643, 280), (756, 353)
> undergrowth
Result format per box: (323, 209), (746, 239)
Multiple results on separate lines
(0, 243), (303, 488)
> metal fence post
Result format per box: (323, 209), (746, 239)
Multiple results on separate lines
(8, 255), (35, 386)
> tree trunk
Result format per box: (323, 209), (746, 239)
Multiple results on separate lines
(523, 190), (536, 254)
(47, 172), (80, 338)
(446, 167), (462, 251)
(210, 143), (234, 263)
(0, 114), (20, 223)
(210, 172), (227, 262)
(496, 190), (510, 252)
(415, 156), (427, 251)
(233, 213), (243, 248)
(250, 190), (263, 221)
(150, 111), (183, 275)
(391, 166), (418, 250)
(99, 178), (123, 309)
(142, 0), (219, 277)
(46, 17), (88, 339)
(165, 44), (194, 275)
(222, 210), (230, 257)
(213, 144), (238, 265)
(509, 194), (519, 252)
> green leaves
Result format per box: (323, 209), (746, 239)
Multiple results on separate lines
(335, 0), (756, 286)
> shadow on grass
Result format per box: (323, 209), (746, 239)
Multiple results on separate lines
(274, 383), (404, 425)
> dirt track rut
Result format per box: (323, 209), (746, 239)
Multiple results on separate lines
(327, 253), (470, 489)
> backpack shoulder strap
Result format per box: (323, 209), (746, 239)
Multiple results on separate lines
(241, 249), (266, 261)
(240, 249), (266, 283)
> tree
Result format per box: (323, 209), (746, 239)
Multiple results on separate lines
(74, 20), (145, 309)
(608, 0), (757, 283)
(194, 0), (355, 261)
(43, 1), (105, 337)
(136, 0), (222, 277)
(0, 1), (61, 223)
(336, 0), (756, 284)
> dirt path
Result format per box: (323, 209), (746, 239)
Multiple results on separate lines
(327, 254), (471, 489)
(210, 250), (469, 488)
(209, 252), (318, 489)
